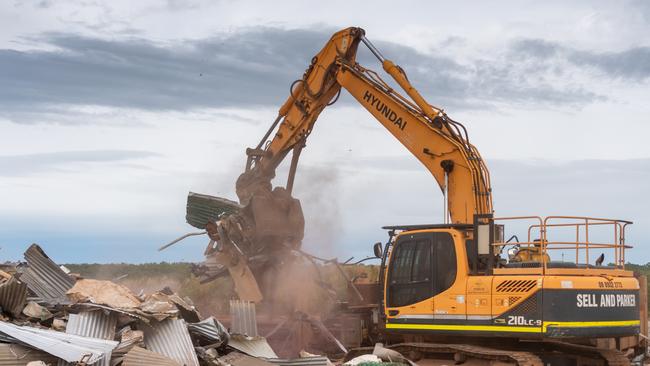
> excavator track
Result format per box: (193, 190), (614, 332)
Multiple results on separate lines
(345, 343), (544, 365)
(392, 343), (544, 366)
(345, 341), (631, 365)
(539, 341), (631, 366)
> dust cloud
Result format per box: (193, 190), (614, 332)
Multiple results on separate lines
(293, 164), (344, 258)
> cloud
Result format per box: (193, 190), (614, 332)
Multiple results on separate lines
(2, 26), (645, 123)
(512, 39), (650, 80)
(335, 155), (650, 260)
(0, 150), (160, 176)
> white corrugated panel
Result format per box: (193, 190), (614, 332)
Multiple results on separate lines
(66, 310), (117, 341)
(0, 321), (117, 364)
(60, 310), (117, 366)
(230, 299), (258, 336)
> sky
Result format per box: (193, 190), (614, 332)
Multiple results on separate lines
(1, 0), (649, 264)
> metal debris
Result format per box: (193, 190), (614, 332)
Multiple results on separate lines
(230, 299), (258, 336)
(0, 276), (27, 318)
(187, 316), (229, 347)
(227, 334), (278, 359)
(111, 328), (145, 364)
(0, 321), (118, 364)
(66, 310), (117, 340)
(20, 244), (75, 302)
(0, 343), (59, 365)
(141, 318), (200, 366)
(186, 192), (242, 229)
(64, 310), (119, 366)
(122, 346), (181, 366)
(0, 243), (349, 366)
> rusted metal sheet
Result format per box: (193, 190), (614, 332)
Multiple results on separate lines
(141, 318), (199, 366)
(20, 244), (75, 302)
(122, 346), (181, 366)
(0, 343), (59, 365)
(228, 334), (278, 359)
(230, 299), (258, 336)
(0, 277), (27, 317)
(0, 321), (117, 364)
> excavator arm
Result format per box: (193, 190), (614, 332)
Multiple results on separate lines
(208, 27), (492, 302)
(238, 27), (492, 225)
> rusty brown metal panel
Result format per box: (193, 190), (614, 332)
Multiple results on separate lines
(122, 346), (181, 366)
(0, 343), (59, 366)
(0, 277), (27, 318)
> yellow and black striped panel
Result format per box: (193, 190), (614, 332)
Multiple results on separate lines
(385, 288), (640, 338)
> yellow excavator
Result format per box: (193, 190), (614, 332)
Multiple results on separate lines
(194, 27), (646, 364)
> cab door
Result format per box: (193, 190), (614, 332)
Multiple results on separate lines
(386, 232), (434, 318)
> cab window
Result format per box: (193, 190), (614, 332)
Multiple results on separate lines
(387, 232), (457, 308)
(388, 238), (432, 307)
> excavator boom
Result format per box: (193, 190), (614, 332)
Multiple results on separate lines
(237, 27), (492, 225)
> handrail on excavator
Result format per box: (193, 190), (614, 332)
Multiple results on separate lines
(492, 215), (633, 270)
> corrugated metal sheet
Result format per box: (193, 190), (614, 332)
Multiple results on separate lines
(20, 244), (75, 302)
(264, 357), (331, 366)
(141, 318), (199, 366)
(0, 277), (27, 317)
(76, 302), (150, 323)
(122, 346), (181, 366)
(0, 321), (117, 364)
(186, 192), (242, 229)
(0, 343), (59, 366)
(230, 299), (258, 336)
(227, 335), (278, 359)
(61, 310), (117, 366)
(66, 310), (117, 340)
(187, 316), (228, 346)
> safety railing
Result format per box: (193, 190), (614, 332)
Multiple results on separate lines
(492, 216), (633, 270)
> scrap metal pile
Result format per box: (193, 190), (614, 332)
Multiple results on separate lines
(0, 244), (344, 366)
